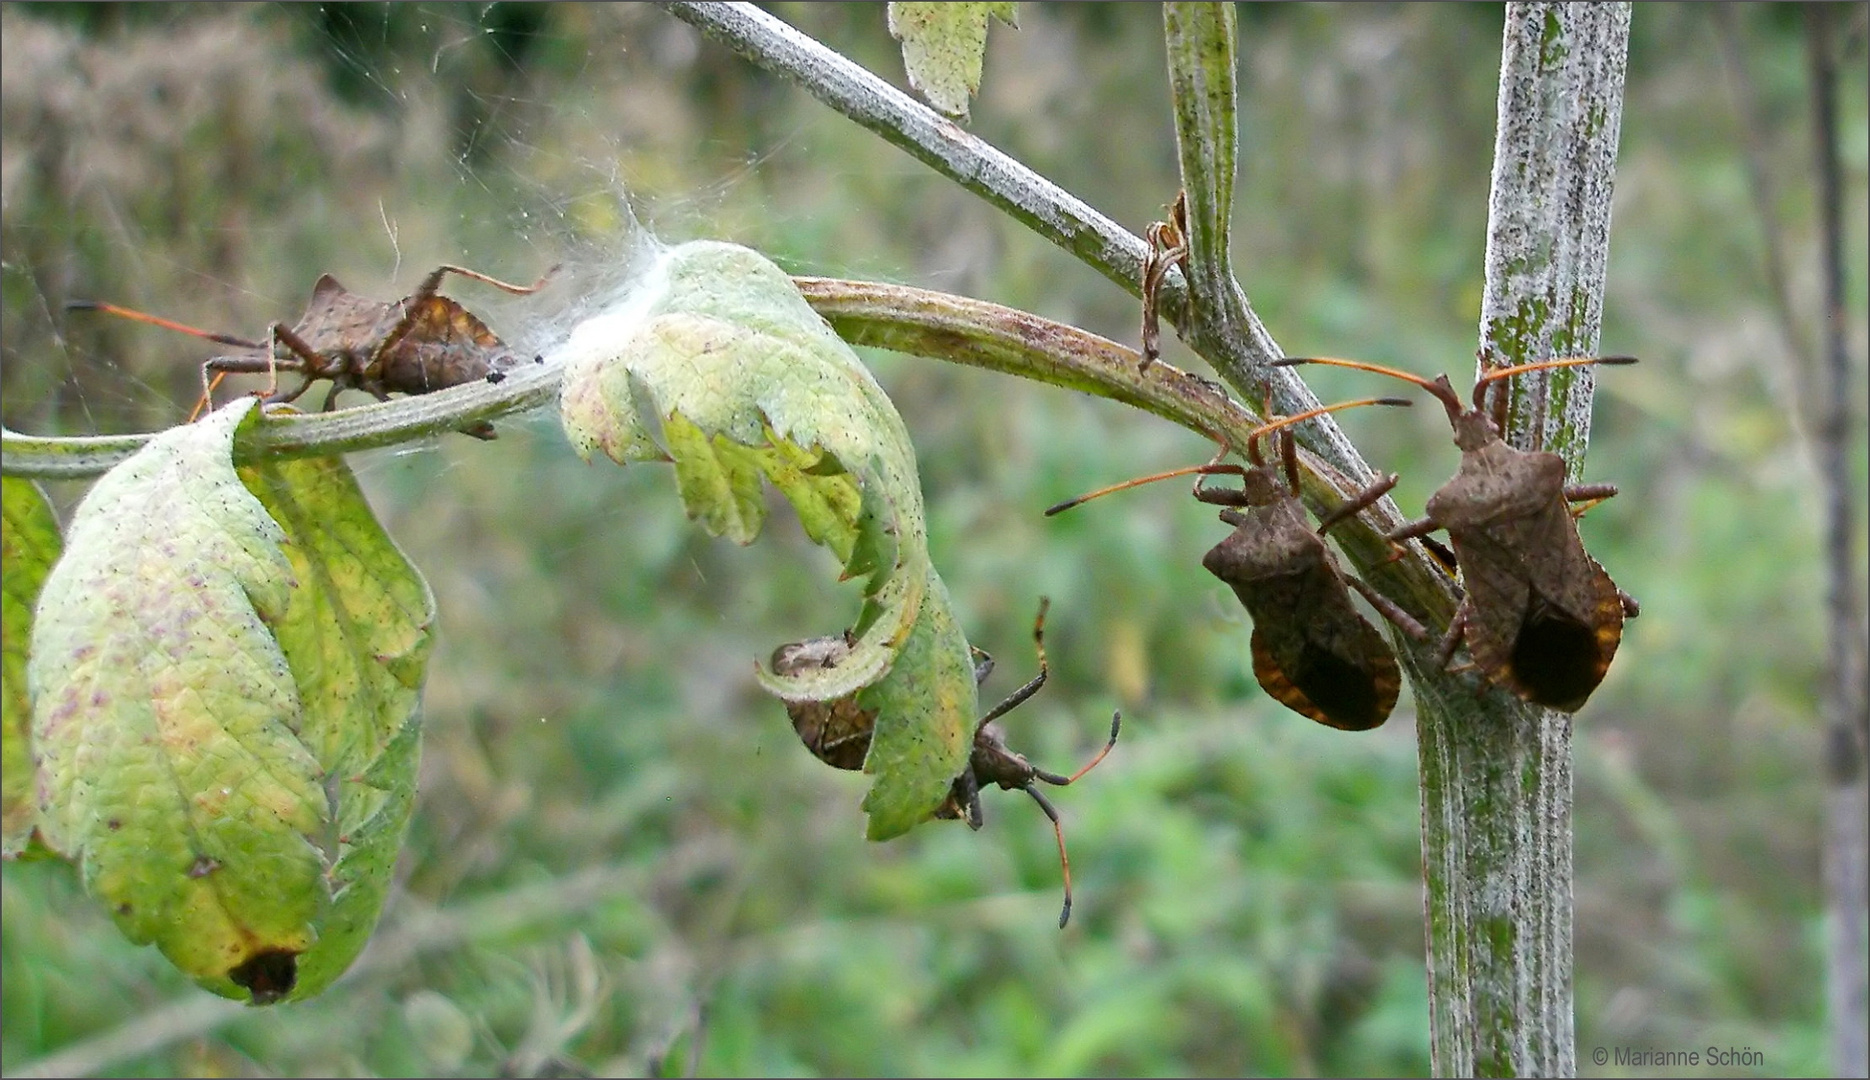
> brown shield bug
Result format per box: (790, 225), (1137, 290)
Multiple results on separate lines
(770, 598), (1121, 928)
(69, 263), (555, 439)
(1048, 400), (1428, 732)
(1275, 354), (1641, 712)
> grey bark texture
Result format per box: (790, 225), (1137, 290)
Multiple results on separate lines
(1807, 9), (1870, 1078)
(1415, 5), (1629, 1077)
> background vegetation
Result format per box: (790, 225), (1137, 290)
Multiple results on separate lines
(2, 3), (1864, 1076)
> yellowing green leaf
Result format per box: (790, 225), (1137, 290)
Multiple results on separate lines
(887, 2), (1017, 120)
(3, 477), (60, 857)
(238, 449), (433, 1000)
(855, 577), (976, 838)
(28, 399), (432, 1003)
(558, 240), (973, 838)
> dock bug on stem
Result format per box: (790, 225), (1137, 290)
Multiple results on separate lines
(70, 263), (555, 438)
(1048, 400), (1428, 732)
(1275, 354), (1640, 712)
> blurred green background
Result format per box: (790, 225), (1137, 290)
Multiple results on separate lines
(2, 3), (1864, 1076)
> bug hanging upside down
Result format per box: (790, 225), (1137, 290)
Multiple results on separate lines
(771, 598), (1122, 928)
(70, 263), (557, 439)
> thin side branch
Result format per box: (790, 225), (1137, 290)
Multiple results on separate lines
(660, 2), (1163, 305)
(660, 1), (1386, 493)
(1, 358), (563, 480)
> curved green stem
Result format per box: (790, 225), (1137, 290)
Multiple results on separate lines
(794, 277), (1457, 624)
(1, 274), (1455, 626)
(1, 361), (561, 480)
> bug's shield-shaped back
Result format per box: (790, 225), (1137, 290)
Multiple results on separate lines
(1202, 501), (1402, 733)
(1429, 443), (1625, 713)
(380, 294), (519, 392)
(290, 275), (398, 355)
(1247, 620), (1400, 732)
(772, 635), (877, 771)
(1455, 541), (1625, 713)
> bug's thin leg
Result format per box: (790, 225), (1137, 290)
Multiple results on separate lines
(1030, 711), (1123, 788)
(1387, 516), (1441, 543)
(1019, 784), (1076, 929)
(1436, 608), (1468, 670)
(190, 365), (225, 422)
(976, 598), (1050, 730)
(424, 263), (559, 298)
(1315, 473), (1400, 535)
(1190, 441), (1249, 508)
(1279, 428), (1301, 496)
(259, 325), (283, 400)
(1345, 576), (1429, 641)
(954, 767), (984, 831)
(262, 323), (328, 404)
(1564, 483), (1619, 519)
(198, 353), (300, 420)
(1563, 482), (1619, 502)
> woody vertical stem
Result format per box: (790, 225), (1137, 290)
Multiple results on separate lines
(1412, 5), (1629, 1076)
(1808, 8), (1870, 1076)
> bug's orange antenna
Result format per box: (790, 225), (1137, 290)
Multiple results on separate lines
(1472, 354), (1638, 409)
(1044, 463), (1241, 516)
(1045, 397), (1411, 516)
(976, 598), (1051, 730)
(67, 300), (268, 351)
(1276, 356), (1463, 423)
(1242, 396), (1414, 447)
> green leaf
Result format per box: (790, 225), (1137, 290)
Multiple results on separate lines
(886, 2), (1017, 120)
(854, 576), (976, 838)
(3, 477), (61, 857)
(28, 399), (433, 1003)
(237, 447), (434, 1000)
(559, 240), (973, 839)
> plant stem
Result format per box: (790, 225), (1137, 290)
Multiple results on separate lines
(660, 2), (1158, 304)
(1414, 6), (1629, 1076)
(0, 360), (563, 480)
(660, 1), (1386, 488)
(1807, 8), (1870, 1076)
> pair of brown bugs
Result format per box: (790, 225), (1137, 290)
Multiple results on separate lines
(1051, 353), (1638, 729)
(772, 599), (1121, 928)
(69, 263), (554, 438)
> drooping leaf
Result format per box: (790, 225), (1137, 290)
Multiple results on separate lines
(28, 399), (432, 1002)
(558, 240), (973, 839)
(3, 477), (60, 857)
(237, 448), (433, 999)
(886, 2), (1017, 120)
(854, 576), (977, 836)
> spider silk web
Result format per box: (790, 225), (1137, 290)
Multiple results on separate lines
(0, 3), (900, 446)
